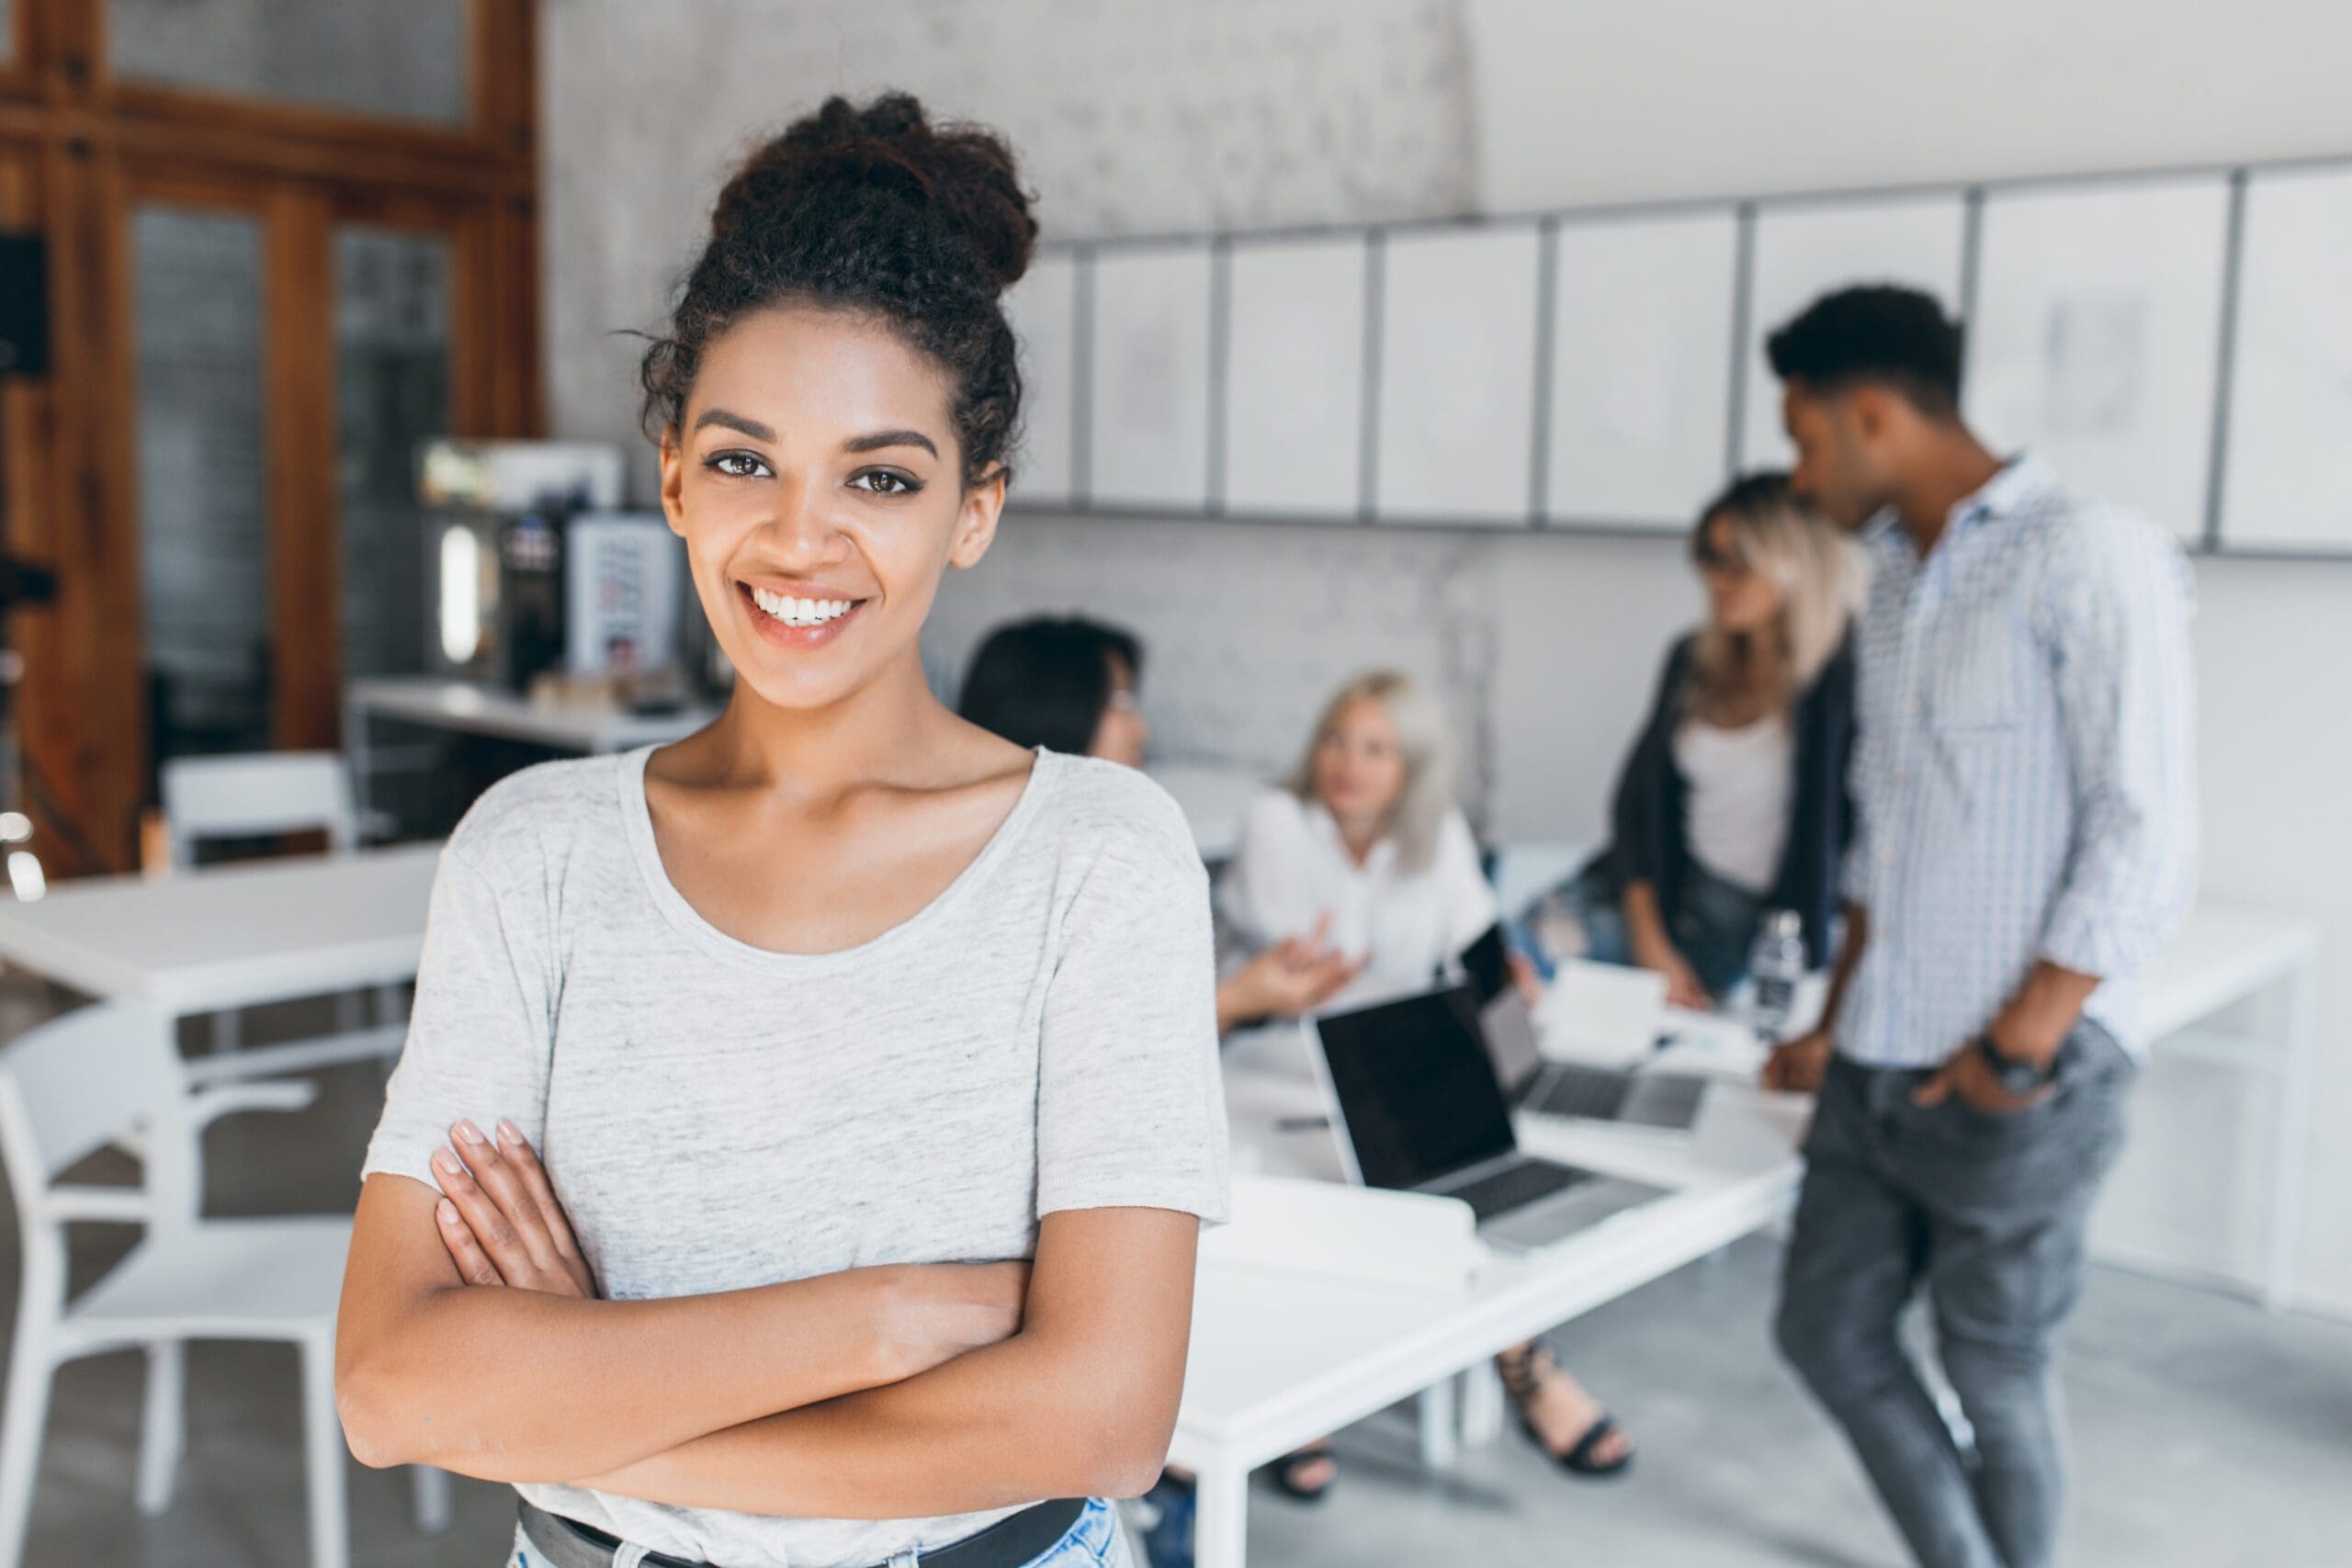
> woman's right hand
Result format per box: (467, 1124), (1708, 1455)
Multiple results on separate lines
(871, 1260), (1031, 1381)
(430, 1118), (599, 1299)
(1216, 912), (1364, 1030)
(1633, 938), (1712, 1010)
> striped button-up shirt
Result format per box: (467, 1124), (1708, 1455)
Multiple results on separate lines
(1837, 457), (2197, 1066)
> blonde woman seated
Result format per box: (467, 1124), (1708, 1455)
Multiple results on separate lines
(1220, 671), (1635, 1489)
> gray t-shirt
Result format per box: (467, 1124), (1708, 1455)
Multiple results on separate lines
(361, 745), (1229, 1566)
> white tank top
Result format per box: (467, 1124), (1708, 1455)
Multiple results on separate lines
(1673, 713), (1793, 895)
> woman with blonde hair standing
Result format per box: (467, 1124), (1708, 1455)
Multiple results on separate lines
(1517, 470), (1865, 1008)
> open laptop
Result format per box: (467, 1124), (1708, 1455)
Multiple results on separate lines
(1458, 924), (1710, 1133)
(1309, 985), (1669, 1250)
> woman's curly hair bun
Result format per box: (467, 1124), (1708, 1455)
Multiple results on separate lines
(640, 92), (1039, 487)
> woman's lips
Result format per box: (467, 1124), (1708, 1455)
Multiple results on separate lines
(737, 581), (869, 650)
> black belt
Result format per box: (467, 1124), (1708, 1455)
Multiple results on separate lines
(517, 1496), (1089, 1568)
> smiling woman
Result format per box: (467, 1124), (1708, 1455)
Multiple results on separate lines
(334, 93), (1226, 1568)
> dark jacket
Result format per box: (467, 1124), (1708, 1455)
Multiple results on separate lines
(1587, 631), (1857, 968)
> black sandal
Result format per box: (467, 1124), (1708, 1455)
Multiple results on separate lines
(1268, 1443), (1338, 1502)
(1498, 1344), (1634, 1478)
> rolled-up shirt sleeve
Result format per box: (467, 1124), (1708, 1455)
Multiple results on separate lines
(2034, 513), (2199, 979)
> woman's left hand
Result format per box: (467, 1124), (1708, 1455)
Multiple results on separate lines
(428, 1118), (599, 1299)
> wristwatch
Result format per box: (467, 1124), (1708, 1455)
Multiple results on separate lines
(1973, 1032), (2058, 1095)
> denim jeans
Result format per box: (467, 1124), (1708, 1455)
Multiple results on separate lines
(508, 1498), (1131, 1568)
(1772, 1024), (2132, 1568)
(1512, 860), (1769, 997)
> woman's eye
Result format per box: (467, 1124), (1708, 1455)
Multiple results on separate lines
(850, 469), (918, 496)
(705, 451), (771, 479)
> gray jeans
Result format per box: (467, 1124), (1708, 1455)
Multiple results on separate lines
(1773, 1024), (2132, 1568)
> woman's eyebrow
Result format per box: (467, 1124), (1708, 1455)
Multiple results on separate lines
(692, 408), (777, 442)
(842, 429), (939, 457)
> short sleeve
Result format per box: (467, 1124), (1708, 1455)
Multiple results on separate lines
(360, 848), (558, 1193)
(1035, 792), (1230, 1225)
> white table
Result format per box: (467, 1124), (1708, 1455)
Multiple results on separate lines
(1171, 901), (2322, 1567)
(0, 845), (443, 1085)
(345, 676), (720, 826)
(1176, 1024), (1807, 1568)
(2115, 905), (2320, 1311)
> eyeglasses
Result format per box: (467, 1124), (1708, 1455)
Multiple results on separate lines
(1690, 541), (1755, 579)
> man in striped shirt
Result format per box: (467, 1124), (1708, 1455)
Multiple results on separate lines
(1759, 286), (2196, 1568)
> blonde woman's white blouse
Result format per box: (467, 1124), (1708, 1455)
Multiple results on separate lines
(1216, 787), (1496, 991)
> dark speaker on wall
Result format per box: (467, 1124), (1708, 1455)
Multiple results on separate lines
(0, 234), (50, 379)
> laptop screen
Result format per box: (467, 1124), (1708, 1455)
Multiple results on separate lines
(1315, 985), (1519, 1191)
(1480, 988), (1545, 1097)
(1458, 921), (1510, 1006)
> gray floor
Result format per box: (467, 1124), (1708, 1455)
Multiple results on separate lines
(3, 981), (2347, 1568)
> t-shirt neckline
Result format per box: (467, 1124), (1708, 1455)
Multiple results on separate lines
(616, 742), (1060, 973)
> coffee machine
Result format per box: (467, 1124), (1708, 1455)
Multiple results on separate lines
(416, 439), (635, 693)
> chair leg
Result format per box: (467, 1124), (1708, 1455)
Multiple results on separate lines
(134, 1340), (186, 1516)
(208, 1010), (242, 1056)
(299, 1340), (349, 1568)
(0, 1338), (54, 1568)
(410, 1465), (452, 1534)
(334, 990), (362, 1036)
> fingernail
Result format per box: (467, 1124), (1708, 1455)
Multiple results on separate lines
(431, 1148), (461, 1177)
(454, 1119), (486, 1145)
(497, 1118), (523, 1145)
(437, 1200), (458, 1224)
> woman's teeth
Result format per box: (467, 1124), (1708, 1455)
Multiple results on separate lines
(751, 587), (857, 626)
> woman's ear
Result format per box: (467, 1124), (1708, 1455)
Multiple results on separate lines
(658, 430), (687, 538)
(947, 468), (1009, 570)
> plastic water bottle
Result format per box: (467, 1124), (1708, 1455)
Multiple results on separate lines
(1747, 908), (1806, 1041)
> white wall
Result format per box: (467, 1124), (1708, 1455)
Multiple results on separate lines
(542, 0), (1476, 467)
(1466, 0), (2352, 213)
(541, 0), (2352, 1314)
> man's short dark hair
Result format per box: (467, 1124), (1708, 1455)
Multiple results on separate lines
(1765, 285), (1964, 417)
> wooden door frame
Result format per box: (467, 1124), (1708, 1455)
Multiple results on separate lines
(0, 0), (539, 874)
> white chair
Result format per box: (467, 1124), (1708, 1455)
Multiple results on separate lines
(158, 752), (402, 1077)
(0, 1000), (447, 1568)
(159, 751), (361, 871)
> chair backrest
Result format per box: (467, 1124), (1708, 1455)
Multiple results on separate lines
(160, 750), (358, 867)
(0, 1001), (183, 1229)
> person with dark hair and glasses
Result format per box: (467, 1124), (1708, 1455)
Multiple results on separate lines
(1761, 285), (2196, 1568)
(959, 615), (1362, 1036)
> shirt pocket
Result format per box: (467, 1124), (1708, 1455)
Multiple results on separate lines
(1929, 602), (2033, 734)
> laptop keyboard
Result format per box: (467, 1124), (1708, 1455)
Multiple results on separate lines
(1446, 1159), (1593, 1223)
(1531, 1064), (1635, 1121)
(1633, 1073), (1709, 1128)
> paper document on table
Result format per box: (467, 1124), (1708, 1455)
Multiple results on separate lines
(1654, 1008), (1770, 1080)
(1533, 959), (1668, 1068)
(1199, 1175), (1482, 1290)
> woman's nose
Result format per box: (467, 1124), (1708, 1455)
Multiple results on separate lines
(765, 479), (845, 563)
